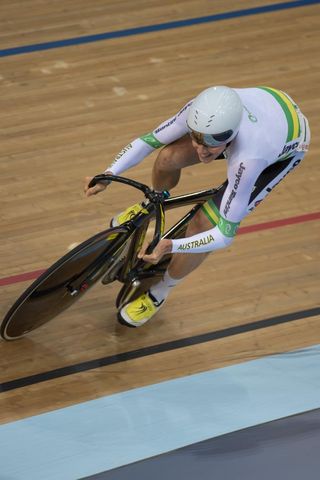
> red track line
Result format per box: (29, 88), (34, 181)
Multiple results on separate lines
(0, 269), (46, 287)
(237, 211), (320, 234)
(1, 211), (319, 288)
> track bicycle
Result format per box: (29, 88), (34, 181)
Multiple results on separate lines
(0, 174), (224, 341)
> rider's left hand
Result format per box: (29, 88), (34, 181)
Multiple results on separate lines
(138, 238), (173, 264)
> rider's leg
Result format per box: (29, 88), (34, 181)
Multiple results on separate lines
(150, 136), (216, 301)
(151, 135), (200, 191)
(112, 136), (199, 226)
(119, 207), (214, 327)
(168, 210), (212, 277)
(150, 209), (212, 302)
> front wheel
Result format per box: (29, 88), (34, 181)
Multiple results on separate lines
(0, 226), (130, 340)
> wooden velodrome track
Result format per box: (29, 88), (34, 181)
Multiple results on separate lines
(0, 0), (319, 424)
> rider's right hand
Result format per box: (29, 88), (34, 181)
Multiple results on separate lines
(84, 173), (111, 197)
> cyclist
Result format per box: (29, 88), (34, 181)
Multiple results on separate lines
(84, 86), (310, 327)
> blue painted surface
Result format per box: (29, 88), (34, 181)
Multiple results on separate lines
(0, 0), (319, 57)
(0, 345), (319, 480)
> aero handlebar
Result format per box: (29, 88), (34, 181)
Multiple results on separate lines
(89, 174), (170, 255)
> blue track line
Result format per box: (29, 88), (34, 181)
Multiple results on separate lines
(0, 0), (319, 58)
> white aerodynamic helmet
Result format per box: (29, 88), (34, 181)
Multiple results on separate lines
(187, 86), (243, 147)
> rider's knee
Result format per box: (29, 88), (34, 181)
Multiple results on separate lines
(155, 144), (182, 171)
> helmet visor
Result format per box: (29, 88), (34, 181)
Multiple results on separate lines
(189, 128), (233, 147)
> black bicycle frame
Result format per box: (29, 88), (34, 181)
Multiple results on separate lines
(89, 174), (225, 287)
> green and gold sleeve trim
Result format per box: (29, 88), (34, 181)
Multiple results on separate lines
(258, 87), (300, 142)
(202, 199), (220, 227)
(201, 199), (240, 238)
(140, 132), (165, 149)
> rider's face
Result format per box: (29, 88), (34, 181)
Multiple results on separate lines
(191, 139), (226, 163)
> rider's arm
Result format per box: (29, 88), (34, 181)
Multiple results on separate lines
(105, 101), (192, 176)
(171, 157), (268, 254)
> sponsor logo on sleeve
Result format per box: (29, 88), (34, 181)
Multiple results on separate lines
(223, 162), (246, 217)
(110, 143), (133, 168)
(154, 117), (177, 134)
(177, 234), (214, 251)
(177, 101), (193, 117)
(154, 101), (192, 135)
